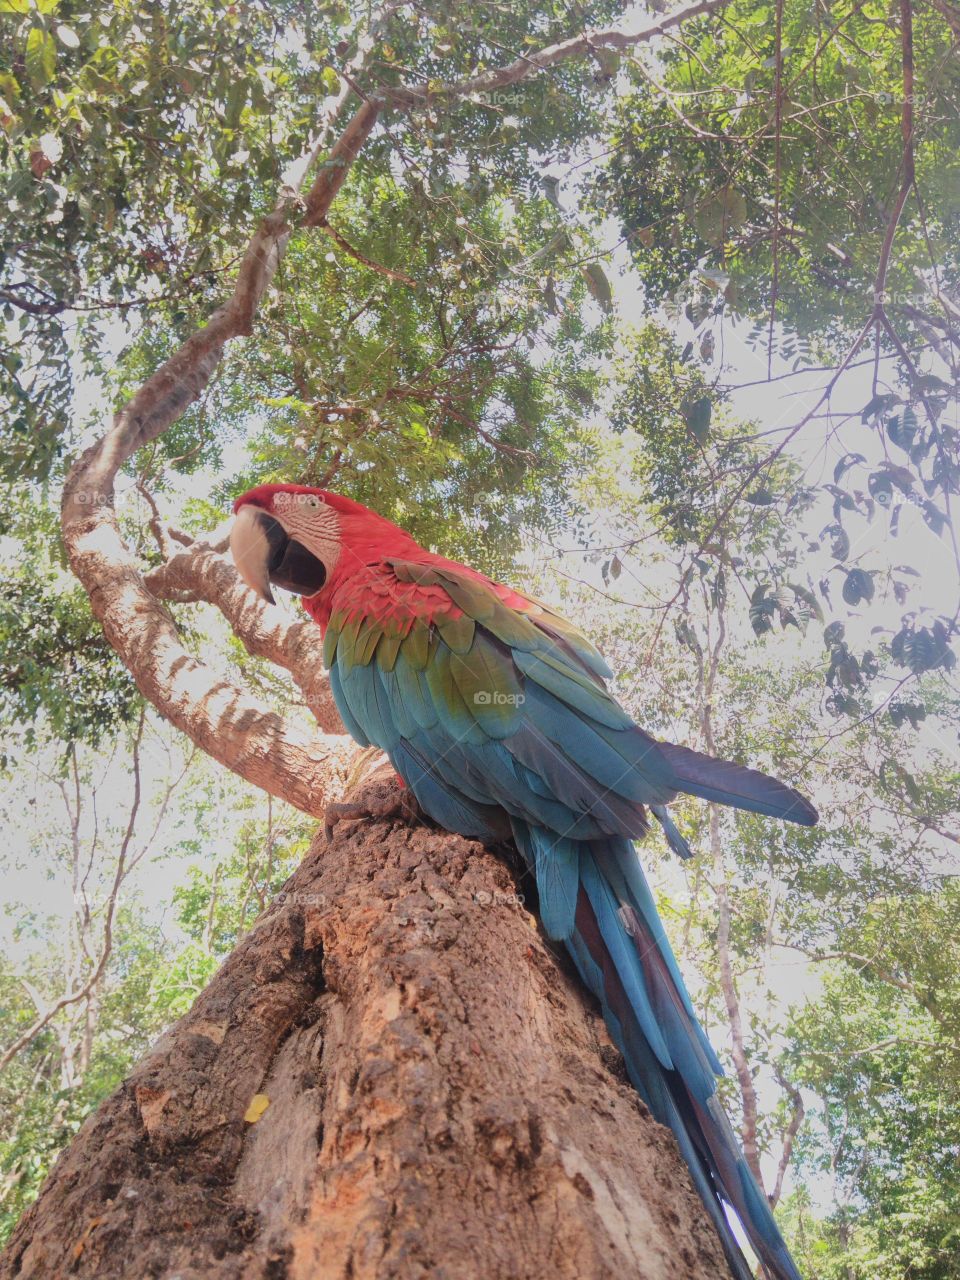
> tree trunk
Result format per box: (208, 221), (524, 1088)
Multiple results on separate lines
(1, 773), (732, 1280)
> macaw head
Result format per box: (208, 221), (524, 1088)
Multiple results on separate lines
(230, 483), (420, 605)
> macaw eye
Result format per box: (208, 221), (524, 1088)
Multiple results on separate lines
(301, 494), (323, 510)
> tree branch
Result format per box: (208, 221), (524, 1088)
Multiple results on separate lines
(770, 1067), (804, 1208)
(60, 99), (378, 810)
(922, 0), (960, 39)
(144, 541), (347, 735)
(319, 220), (417, 286)
(382, 0), (732, 106)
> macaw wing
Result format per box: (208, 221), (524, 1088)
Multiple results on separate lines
(322, 560), (676, 841)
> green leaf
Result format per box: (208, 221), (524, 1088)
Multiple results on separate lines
(834, 452), (865, 484)
(886, 407), (918, 451)
(591, 47), (620, 80)
(787, 582), (824, 622)
(922, 501), (949, 537)
(682, 395), (711, 441)
(842, 568), (874, 606)
(541, 175), (562, 209)
(749, 583), (775, 635)
(861, 392), (898, 423)
(25, 28), (57, 87)
(888, 701), (926, 730)
(868, 472), (894, 505)
(225, 78), (247, 127)
(694, 185), (747, 247)
(581, 262), (612, 311)
(826, 525), (850, 560)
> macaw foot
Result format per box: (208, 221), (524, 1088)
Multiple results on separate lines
(324, 776), (423, 841)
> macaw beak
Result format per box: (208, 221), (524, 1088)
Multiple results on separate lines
(229, 504), (327, 604)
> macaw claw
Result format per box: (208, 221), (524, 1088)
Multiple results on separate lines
(323, 783), (422, 841)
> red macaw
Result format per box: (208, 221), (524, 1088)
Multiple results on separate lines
(231, 483), (816, 1280)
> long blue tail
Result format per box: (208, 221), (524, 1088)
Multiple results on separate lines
(512, 821), (802, 1280)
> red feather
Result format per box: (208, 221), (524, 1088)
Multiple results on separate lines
(234, 483), (536, 632)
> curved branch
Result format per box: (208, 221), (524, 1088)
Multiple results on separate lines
(770, 1066), (804, 1208)
(60, 101), (378, 808)
(145, 542), (346, 735)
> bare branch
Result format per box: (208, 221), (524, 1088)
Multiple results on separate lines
(319, 221), (417, 286)
(382, 0), (733, 107)
(144, 541), (346, 735)
(770, 1067), (804, 1207)
(0, 713), (148, 1074)
(136, 481), (173, 560)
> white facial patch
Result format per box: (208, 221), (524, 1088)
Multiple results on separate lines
(272, 491), (341, 578)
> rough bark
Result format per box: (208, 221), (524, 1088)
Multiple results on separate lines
(144, 535), (345, 735)
(1, 774), (732, 1280)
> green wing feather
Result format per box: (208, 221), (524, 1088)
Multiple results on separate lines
(323, 618), (340, 668)
(354, 618), (384, 668)
(335, 615), (362, 674)
(513, 647), (630, 729)
(400, 620), (431, 669)
(424, 643), (487, 745)
(376, 627), (404, 671)
(325, 560), (617, 744)
(437, 613), (475, 654)
(448, 637), (524, 738)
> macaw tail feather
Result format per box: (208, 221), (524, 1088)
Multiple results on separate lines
(512, 821), (802, 1280)
(650, 803), (695, 860)
(656, 739), (818, 827)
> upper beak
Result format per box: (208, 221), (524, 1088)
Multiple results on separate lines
(230, 504), (283, 604)
(229, 504), (328, 603)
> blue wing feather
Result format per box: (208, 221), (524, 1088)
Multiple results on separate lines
(328, 663), (371, 747)
(511, 823), (580, 942)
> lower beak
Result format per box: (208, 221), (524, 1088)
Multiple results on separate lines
(229, 505), (327, 604)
